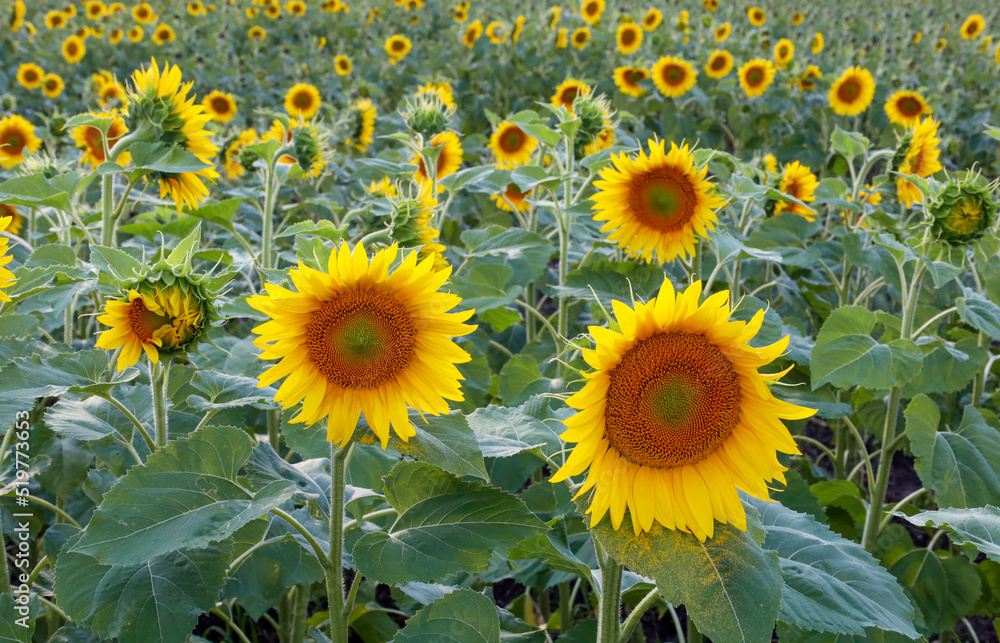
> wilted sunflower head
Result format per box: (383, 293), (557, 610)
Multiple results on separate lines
(929, 173), (998, 245)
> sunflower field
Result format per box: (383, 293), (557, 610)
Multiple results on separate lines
(3, 0), (1000, 642)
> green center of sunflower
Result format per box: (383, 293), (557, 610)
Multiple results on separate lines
(605, 332), (742, 468)
(837, 80), (860, 101)
(946, 199), (983, 235)
(631, 168), (697, 231)
(627, 70), (645, 82)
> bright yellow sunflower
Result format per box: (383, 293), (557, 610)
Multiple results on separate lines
(417, 82), (456, 109)
(97, 80), (126, 108)
(485, 21), (508, 44)
(580, 0), (604, 26)
(0, 115), (41, 169)
(0, 216), (17, 303)
(748, 6), (765, 26)
(385, 34), (412, 61)
(617, 23), (643, 54)
(152, 24), (175, 44)
(512, 15), (526, 43)
(614, 66), (650, 97)
(714, 22), (731, 42)
(62, 35), (86, 63)
(405, 182), (448, 270)
(202, 90), (238, 123)
(264, 3), (280, 18)
(335, 55), (352, 75)
(11, 0), (25, 32)
(249, 243), (476, 446)
(286, 0), (306, 16)
(264, 118), (326, 178)
(492, 183), (532, 213)
(961, 14), (985, 40)
(642, 8), (662, 31)
(935, 38), (948, 52)
(897, 117), (942, 208)
(738, 59), (775, 97)
(551, 279), (813, 540)
(186, 0), (205, 15)
(584, 128), (615, 157)
(85, 0), (106, 19)
(828, 66), (876, 116)
(45, 10), (67, 29)
(798, 65), (822, 91)
(572, 26), (591, 48)
(132, 1), (156, 22)
(109, 28), (124, 43)
(774, 162), (818, 220)
(224, 128), (258, 178)
(248, 26), (266, 40)
(884, 91), (931, 128)
(41, 74), (65, 99)
(840, 184), (882, 227)
(346, 99), (377, 152)
(812, 32), (824, 54)
(414, 131), (463, 189)
(284, 83), (321, 119)
(592, 139), (726, 264)
(490, 122), (538, 169)
(773, 38), (794, 69)
(17, 63), (44, 90)
(556, 28), (568, 48)
(705, 50), (734, 79)
(463, 19), (483, 47)
(792, 11), (803, 25)
(0, 206), (24, 236)
(651, 56), (697, 98)
(551, 79), (591, 113)
(128, 26), (144, 41)
(549, 6), (562, 28)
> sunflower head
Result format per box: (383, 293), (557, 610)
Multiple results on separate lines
(551, 79), (591, 114)
(291, 121), (326, 177)
(929, 173), (998, 245)
(344, 98), (378, 152)
(572, 90), (615, 151)
(401, 93), (453, 138)
(895, 117), (943, 208)
(490, 121), (538, 169)
(0, 215), (17, 303)
(828, 66), (876, 116)
(0, 114), (42, 170)
(884, 91), (931, 128)
(772, 161), (819, 220)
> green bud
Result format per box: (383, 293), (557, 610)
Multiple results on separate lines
(400, 94), (454, 138)
(929, 173), (998, 245)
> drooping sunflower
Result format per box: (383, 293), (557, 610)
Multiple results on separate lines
(463, 20), (483, 47)
(249, 243), (476, 446)
(798, 65), (822, 91)
(0, 216), (17, 303)
(123, 59), (220, 210)
(414, 131), (463, 189)
(714, 22), (731, 42)
(346, 98), (377, 152)
(128, 26), (143, 41)
(828, 66), (875, 116)
(132, 1), (156, 23)
(549, 279), (814, 540)
(17, 63), (44, 90)
(773, 38), (794, 69)
(224, 128), (258, 178)
(551, 79), (591, 113)
(572, 27), (591, 48)
(581, 0), (604, 26)
(385, 34), (412, 61)
(651, 56), (697, 98)
(62, 35), (85, 63)
(747, 6), (765, 26)
(884, 91), (931, 128)
(617, 23), (643, 54)
(705, 50), (734, 79)
(152, 24), (175, 45)
(774, 161), (819, 220)
(512, 15), (526, 43)
(642, 8), (662, 31)
(738, 59), (775, 97)
(961, 14), (985, 40)
(284, 83), (321, 119)
(896, 117), (942, 208)
(811, 32), (824, 54)
(490, 122), (538, 169)
(0, 115), (41, 169)
(41, 74), (65, 99)
(492, 183), (532, 213)
(592, 139), (726, 264)
(929, 175), (997, 244)
(335, 55), (352, 75)
(203, 90), (238, 123)
(613, 66), (650, 97)
(548, 6), (562, 28)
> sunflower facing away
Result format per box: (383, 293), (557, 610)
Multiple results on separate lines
(0, 115), (41, 169)
(705, 50), (734, 79)
(0, 216), (17, 303)
(551, 79), (591, 113)
(613, 66), (649, 97)
(738, 59), (775, 97)
(550, 279), (814, 540)
(417, 82), (456, 109)
(203, 90), (238, 123)
(490, 122), (538, 169)
(592, 139), (726, 264)
(896, 117), (942, 208)
(651, 56), (697, 98)
(884, 91), (931, 128)
(249, 243), (476, 446)
(774, 162), (819, 220)
(414, 131), (463, 189)
(284, 83), (321, 119)
(617, 23), (642, 54)
(829, 66), (876, 116)
(798, 66), (822, 91)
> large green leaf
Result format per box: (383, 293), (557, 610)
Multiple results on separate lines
(887, 549), (981, 635)
(186, 369), (279, 411)
(466, 403), (563, 458)
(246, 442), (331, 515)
(352, 462), (548, 584)
(904, 396), (1000, 508)
(460, 226), (554, 284)
(811, 306), (923, 390)
(129, 142), (212, 173)
(45, 384), (153, 443)
(749, 498), (918, 638)
(589, 498), (782, 643)
(552, 260), (668, 308)
(222, 534), (325, 619)
(69, 425), (295, 565)
(892, 506), (1000, 563)
(956, 289), (1000, 340)
(0, 174), (72, 210)
(392, 589), (501, 643)
(507, 516), (594, 583)
(450, 262), (523, 313)
(0, 592), (38, 643)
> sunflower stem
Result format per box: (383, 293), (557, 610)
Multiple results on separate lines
(0, 423), (15, 595)
(260, 158), (285, 454)
(595, 539), (622, 643)
(558, 580), (572, 631)
(327, 440), (355, 643)
(687, 615), (704, 643)
(100, 173), (115, 246)
(151, 357), (171, 449)
(618, 588), (660, 643)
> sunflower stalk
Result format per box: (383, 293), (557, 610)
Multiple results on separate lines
(260, 150), (284, 453)
(594, 539), (622, 643)
(327, 440), (356, 643)
(151, 357), (171, 449)
(0, 422), (16, 595)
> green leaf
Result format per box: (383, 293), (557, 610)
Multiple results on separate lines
(439, 165), (496, 192)
(888, 548), (981, 634)
(246, 442), (331, 515)
(352, 462), (548, 584)
(905, 396), (1000, 508)
(0, 313), (40, 339)
(63, 112), (115, 132)
(902, 337), (988, 397)
(892, 506), (1000, 563)
(498, 355), (560, 407)
(130, 142), (212, 173)
(277, 219), (347, 242)
(460, 225), (555, 284)
(223, 534), (325, 620)
(553, 260), (668, 309)
(466, 404), (563, 458)
(69, 425), (296, 565)
(186, 198), (244, 231)
(187, 370), (279, 411)
(830, 127), (870, 161)
(450, 262), (523, 312)
(957, 289), (1000, 340)
(589, 498), (782, 643)
(0, 592), (38, 643)
(507, 516), (594, 583)
(89, 246), (144, 284)
(392, 589), (501, 643)
(0, 174), (72, 210)
(811, 306), (923, 390)
(26, 244), (76, 268)
(165, 223), (201, 270)
(510, 165), (561, 193)
(749, 498), (918, 638)
(45, 385), (152, 443)
(745, 213), (823, 268)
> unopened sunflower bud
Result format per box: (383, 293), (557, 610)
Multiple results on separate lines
(401, 94), (453, 138)
(573, 90), (614, 151)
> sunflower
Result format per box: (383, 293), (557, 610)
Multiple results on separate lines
(335, 55), (352, 75)
(485, 21), (508, 44)
(884, 91), (931, 128)
(913, 32), (922, 43)
(153, 24), (175, 44)
(41, 74), (65, 99)
(736, 59), (774, 98)
(203, 91), (238, 123)
(551, 79), (591, 113)
(0, 216), (17, 303)
(108, 2), (125, 14)
(248, 26), (266, 40)
(385, 34), (412, 60)
(62, 35), (86, 63)
(584, 128), (615, 157)
(980, 35), (993, 53)
(747, 6), (765, 26)
(592, 139), (725, 264)
(616, 23), (642, 54)
(128, 26), (143, 41)
(549, 279), (814, 540)
(123, 59), (220, 210)
(642, 8), (662, 31)
(792, 11), (803, 25)
(265, 119), (326, 177)
(97, 81), (126, 107)
(961, 14), (985, 40)
(798, 65), (822, 91)
(549, 6), (561, 28)
(572, 27), (590, 48)
(491, 183), (532, 213)
(512, 15), (526, 43)
(11, 0), (25, 32)
(764, 153), (778, 173)
(773, 162), (818, 220)
(284, 83), (321, 119)
(896, 117), (942, 208)
(651, 56), (697, 98)
(406, 182), (448, 270)
(16, 63), (44, 90)
(935, 38), (947, 52)
(811, 32), (824, 54)
(840, 184), (882, 227)
(109, 28), (123, 43)
(224, 128), (258, 178)
(286, 0), (306, 15)
(264, 3), (280, 18)
(0, 206), (24, 236)
(417, 82), (456, 109)
(714, 22), (731, 42)
(45, 10), (67, 29)
(96, 285), (207, 372)
(556, 28), (568, 48)
(490, 122), (538, 169)
(705, 50), (734, 79)
(0, 115), (41, 169)
(773, 38), (794, 69)
(704, 0), (719, 11)
(463, 19), (483, 47)
(187, 1), (206, 16)
(346, 99), (377, 152)
(414, 131), (463, 189)
(249, 243), (475, 446)
(132, 1), (156, 22)
(64, 4), (77, 18)
(828, 66), (875, 116)
(85, 0), (106, 19)
(580, 0), (604, 26)
(613, 66), (650, 97)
